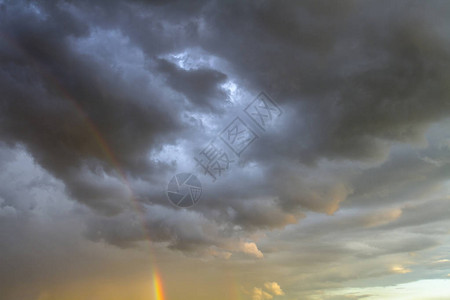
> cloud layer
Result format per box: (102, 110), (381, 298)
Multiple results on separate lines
(1, 0), (450, 299)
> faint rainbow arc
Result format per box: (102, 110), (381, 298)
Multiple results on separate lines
(0, 31), (165, 300)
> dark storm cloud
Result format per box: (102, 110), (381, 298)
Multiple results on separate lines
(0, 0), (185, 213)
(1, 0), (450, 257)
(193, 0), (450, 227)
(199, 0), (450, 163)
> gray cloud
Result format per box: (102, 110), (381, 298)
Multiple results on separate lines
(1, 1), (450, 298)
(0, 0), (449, 250)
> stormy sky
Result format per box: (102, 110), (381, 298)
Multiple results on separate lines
(0, 0), (450, 299)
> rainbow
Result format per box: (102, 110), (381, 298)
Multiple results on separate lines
(1, 31), (166, 300)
